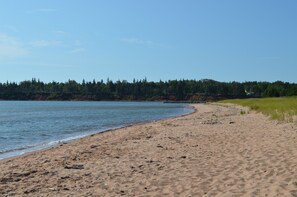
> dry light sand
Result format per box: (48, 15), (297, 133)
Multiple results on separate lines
(1, 104), (297, 197)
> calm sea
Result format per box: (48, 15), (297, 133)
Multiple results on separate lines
(0, 101), (192, 159)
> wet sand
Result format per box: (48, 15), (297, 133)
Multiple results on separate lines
(1, 104), (297, 196)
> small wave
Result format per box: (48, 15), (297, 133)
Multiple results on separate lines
(47, 135), (88, 146)
(0, 145), (35, 154)
(0, 130), (108, 158)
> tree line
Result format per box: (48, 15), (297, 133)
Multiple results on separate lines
(0, 78), (296, 101)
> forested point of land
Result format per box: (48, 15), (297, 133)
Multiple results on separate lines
(0, 78), (297, 101)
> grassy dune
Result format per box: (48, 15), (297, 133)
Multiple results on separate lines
(219, 97), (297, 122)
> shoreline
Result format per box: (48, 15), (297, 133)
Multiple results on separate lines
(1, 104), (297, 196)
(0, 104), (195, 161)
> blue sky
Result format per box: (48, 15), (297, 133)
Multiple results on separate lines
(0, 0), (297, 83)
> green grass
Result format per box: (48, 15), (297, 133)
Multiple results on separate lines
(218, 96), (297, 122)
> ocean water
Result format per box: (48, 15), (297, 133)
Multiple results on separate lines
(0, 101), (193, 159)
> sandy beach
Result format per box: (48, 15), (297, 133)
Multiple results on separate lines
(1, 104), (297, 196)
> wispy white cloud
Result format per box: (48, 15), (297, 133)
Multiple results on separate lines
(69, 40), (86, 53)
(73, 40), (83, 46)
(121, 38), (171, 48)
(52, 30), (68, 36)
(30, 40), (61, 47)
(70, 48), (85, 54)
(0, 33), (28, 58)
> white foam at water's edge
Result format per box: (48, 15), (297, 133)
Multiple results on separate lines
(0, 105), (194, 160)
(0, 125), (127, 160)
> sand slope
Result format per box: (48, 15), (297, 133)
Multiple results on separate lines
(1, 104), (297, 196)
